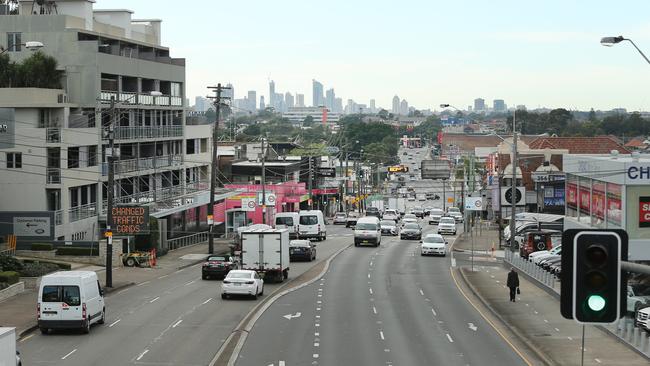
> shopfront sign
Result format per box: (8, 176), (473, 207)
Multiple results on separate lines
(640, 196), (650, 228)
(532, 172), (565, 183)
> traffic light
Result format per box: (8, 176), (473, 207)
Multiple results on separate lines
(561, 229), (628, 324)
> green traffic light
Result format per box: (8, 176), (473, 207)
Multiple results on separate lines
(587, 295), (606, 312)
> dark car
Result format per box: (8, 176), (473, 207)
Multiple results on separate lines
(289, 240), (316, 261)
(346, 212), (360, 228)
(519, 230), (558, 259)
(400, 223), (422, 240)
(412, 207), (425, 218)
(202, 255), (237, 280)
(366, 207), (381, 219)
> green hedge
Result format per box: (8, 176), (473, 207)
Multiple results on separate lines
(0, 254), (23, 272)
(56, 246), (99, 256)
(21, 259), (71, 270)
(0, 271), (20, 285)
(31, 243), (54, 251)
(19, 263), (61, 277)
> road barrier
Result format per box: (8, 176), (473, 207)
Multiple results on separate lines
(167, 231), (209, 250)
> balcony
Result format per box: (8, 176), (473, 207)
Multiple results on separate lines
(46, 128), (61, 143)
(101, 154), (184, 175)
(46, 168), (61, 184)
(69, 203), (98, 223)
(100, 91), (183, 107)
(107, 126), (183, 141)
(101, 180), (209, 214)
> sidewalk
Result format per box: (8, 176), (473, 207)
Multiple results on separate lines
(457, 229), (649, 365)
(0, 241), (230, 337)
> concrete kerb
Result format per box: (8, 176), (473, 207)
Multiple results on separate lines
(457, 266), (556, 366)
(209, 243), (353, 366)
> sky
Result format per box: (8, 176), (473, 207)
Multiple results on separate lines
(100, 0), (650, 111)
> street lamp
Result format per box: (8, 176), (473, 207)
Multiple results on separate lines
(601, 35), (650, 65)
(0, 41), (44, 55)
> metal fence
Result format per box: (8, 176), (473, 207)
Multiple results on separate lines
(167, 231), (209, 251)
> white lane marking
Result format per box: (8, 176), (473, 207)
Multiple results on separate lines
(431, 308), (437, 317)
(109, 319), (121, 327)
(446, 334), (454, 343)
(316, 315), (321, 319)
(172, 319), (183, 328)
(369, 288), (373, 295)
(150, 296), (160, 303)
(380, 331), (385, 340)
(419, 289), (424, 296)
(313, 354), (319, 358)
(318, 294), (322, 297)
(368, 273), (371, 278)
(279, 362), (286, 366)
(158, 275), (168, 279)
(315, 332), (319, 336)
(19, 334), (34, 342)
(117, 288), (130, 294)
(595, 358), (602, 364)
(373, 306), (377, 314)
(61, 349), (77, 360)
(202, 298), (213, 305)
(316, 307), (321, 311)
(525, 303), (529, 307)
(314, 342), (319, 347)
(184, 280), (196, 286)
(136, 349), (149, 361)
(534, 311), (538, 314)
(315, 323), (320, 327)
(137, 281), (150, 287)
(568, 336), (573, 341)
(543, 319), (549, 323)
(451, 257), (456, 267)
(468, 323), (478, 331)
(554, 328), (560, 332)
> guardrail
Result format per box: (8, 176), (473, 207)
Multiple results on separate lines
(167, 231), (209, 251)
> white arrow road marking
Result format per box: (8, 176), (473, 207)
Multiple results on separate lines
(446, 334), (454, 343)
(283, 312), (302, 320)
(468, 323), (478, 331)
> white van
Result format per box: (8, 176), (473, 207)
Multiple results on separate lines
(298, 210), (327, 241)
(274, 212), (299, 239)
(38, 271), (105, 334)
(354, 216), (381, 247)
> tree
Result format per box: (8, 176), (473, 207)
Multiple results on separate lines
(378, 109), (388, 120)
(14, 51), (63, 89)
(303, 115), (314, 126)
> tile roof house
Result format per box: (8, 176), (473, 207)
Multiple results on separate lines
(624, 137), (648, 151)
(527, 136), (630, 154)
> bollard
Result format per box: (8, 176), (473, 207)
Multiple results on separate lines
(628, 322), (635, 343)
(644, 332), (650, 355)
(634, 327), (641, 348)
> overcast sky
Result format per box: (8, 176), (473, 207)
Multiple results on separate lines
(100, 0), (650, 111)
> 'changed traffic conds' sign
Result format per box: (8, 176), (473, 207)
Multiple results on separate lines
(111, 206), (149, 234)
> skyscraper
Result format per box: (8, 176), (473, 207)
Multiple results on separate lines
(269, 80), (276, 109)
(225, 83), (234, 101)
(325, 88), (335, 110)
(312, 79), (324, 107)
(392, 95), (400, 114)
(493, 99), (506, 112)
(400, 99), (409, 116)
(474, 98), (485, 112)
(369, 99), (376, 113)
(285, 92), (294, 109)
(260, 96), (265, 110)
(247, 91), (257, 111)
(334, 98), (343, 114)
(296, 94), (305, 107)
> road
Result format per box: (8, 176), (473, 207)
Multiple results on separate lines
(18, 225), (353, 366)
(235, 210), (526, 366)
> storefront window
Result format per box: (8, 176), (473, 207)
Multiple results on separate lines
(566, 174), (578, 218)
(186, 207), (198, 230)
(607, 182), (622, 228)
(591, 180), (606, 228)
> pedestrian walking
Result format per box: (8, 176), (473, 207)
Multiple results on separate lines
(507, 267), (520, 302)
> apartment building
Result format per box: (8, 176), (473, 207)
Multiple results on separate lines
(0, 0), (229, 246)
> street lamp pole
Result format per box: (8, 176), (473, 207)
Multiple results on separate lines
(601, 36), (650, 65)
(0, 41), (44, 55)
(509, 110), (518, 250)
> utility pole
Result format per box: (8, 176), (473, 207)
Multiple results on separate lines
(344, 148), (349, 212)
(105, 96), (116, 288)
(509, 111), (518, 251)
(442, 179), (447, 211)
(308, 156), (313, 210)
(207, 83), (231, 254)
(261, 138), (267, 224)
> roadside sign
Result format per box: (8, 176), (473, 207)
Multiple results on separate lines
(242, 197), (257, 211)
(13, 216), (51, 237)
(465, 197), (483, 211)
(111, 206), (149, 234)
(257, 192), (277, 206)
(447, 197), (454, 203)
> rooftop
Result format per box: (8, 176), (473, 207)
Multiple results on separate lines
(528, 136), (630, 154)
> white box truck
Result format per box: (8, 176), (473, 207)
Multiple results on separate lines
(0, 327), (17, 366)
(240, 227), (290, 283)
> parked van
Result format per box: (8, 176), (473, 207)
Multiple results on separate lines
(354, 216), (381, 247)
(275, 212), (299, 239)
(38, 271), (105, 334)
(298, 210), (327, 241)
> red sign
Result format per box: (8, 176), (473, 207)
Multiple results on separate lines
(567, 183), (578, 208)
(592, 182), (606, 219)
(607, 183), (622, 226)
(437, 131), (443, 144)
(579, 187), (590, 214)
(640, 196), (650, 228)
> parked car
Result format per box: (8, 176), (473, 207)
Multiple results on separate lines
(38, 271), (105, 334)
(333, 212), (348, 225)
(437, 217), (457, 235)
(221, 270), (264, 299)
(202, 255), (238, 280)
(346, 212), (360, 228)
(636, 306), (650, 332)
(447, 207), (463, 222)
(380, 220), (399, 236)
(400, 222), (422, 240)
(628, 285), (650, 317)
(298, 210), (327, 241)
(428, 208), (444, 225)
(519, 230), (557, 259)
(354, 216), (382, 247)
(420, 234), (447, 256)
(289, 240), (316, 261)
(530, 245), (562, 264)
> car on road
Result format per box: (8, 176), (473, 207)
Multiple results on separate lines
(412, 207), (425, 218)
(221, 270), (264, 299)
(425, 192), (436, 200)
(274, 212), (299, 239)
(202, 255), (238, 280)
(354, 216), (382, 247)
(380, 220), (399, 236)
(420, 234), (448, 256)
(346, 212), (360, 228)
(366, 206), (382, 219)
(428, 208), (444, 225)
(298, 210), (327, 241)
(424, 206), (434, 216)
(289, 240), (316, 261)
(333, 212), (347, 225)
(400, 222), (422, 240)
(383, 209), (399, 222)
(447, 207), (463, 222)
(402, 217), (418, 227)
(437, 217), (457, 235)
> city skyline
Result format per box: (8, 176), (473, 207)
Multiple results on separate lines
(105, 0), (650, 111)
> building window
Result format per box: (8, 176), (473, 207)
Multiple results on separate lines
(200, 138), (207, 153)
(171, 82), (181, 97)
(87, 145), (97, 167)
(6, 32), (21, 52)
(6, 152), (22, 168)
(186, 139), (196, 154)
(68, 147), (79, 168)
